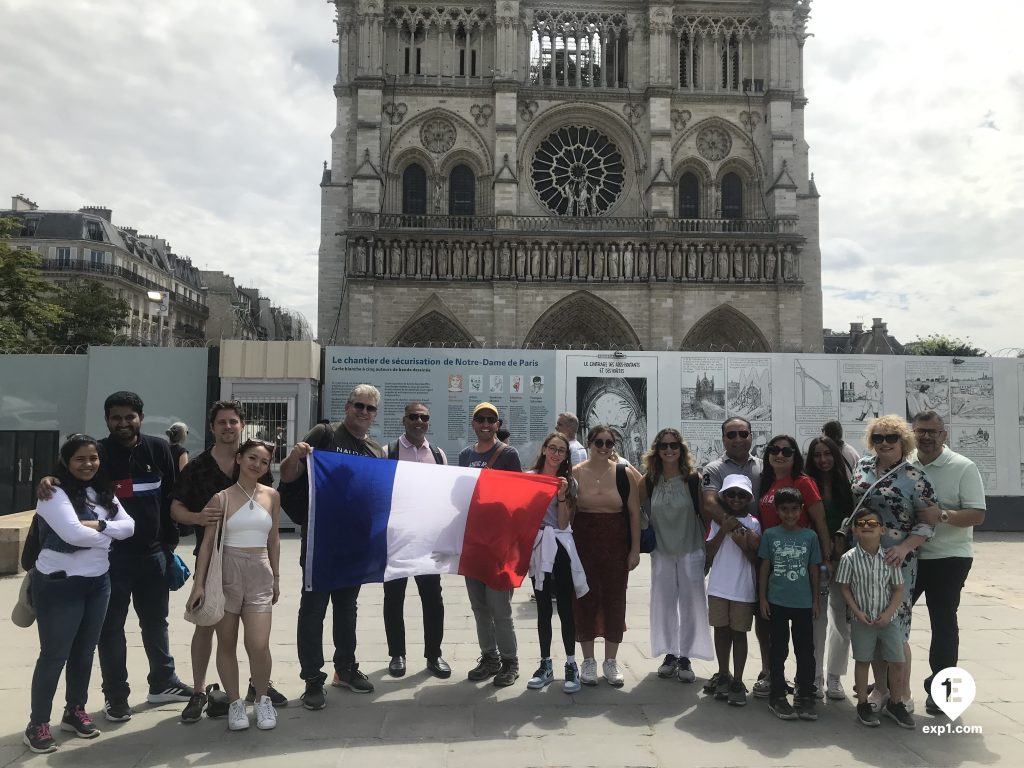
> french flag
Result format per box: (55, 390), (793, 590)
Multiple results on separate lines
(306, 450), (559, 592)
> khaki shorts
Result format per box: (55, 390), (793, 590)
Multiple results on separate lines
(708, 596), (755, 631)
(850, 617), (904, 663)
(222, 547), (274, 615)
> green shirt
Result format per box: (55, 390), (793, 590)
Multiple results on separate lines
(757, 526), (822, 609)
(909, 447), (985, 560)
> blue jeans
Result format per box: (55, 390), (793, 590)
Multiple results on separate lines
(98, 549), (176, 699)
(30, 570), (111, 724)
(297, 583), (360, 683)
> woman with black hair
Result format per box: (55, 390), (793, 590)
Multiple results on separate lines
(806, 436), (854, 701)
(525, 431), (588, 693)
(24, 434), (135, 753)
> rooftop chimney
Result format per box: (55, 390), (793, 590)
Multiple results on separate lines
(79, 205), (112, 222)
(11, 194), (38, 211)
(872, 317), (887, 333)
(849, 322), (863, 335)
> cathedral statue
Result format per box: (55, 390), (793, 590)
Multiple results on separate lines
(543, 242), (555, 279)
(717, 246), (729, 280)
(637, 243), (650, 279)
(498, 242), (511, 277)
(765, 247), (777, 281)
(701, 247), (713, 279)
(671, 244), (682, 280)
(421, 242), (433, 278)
(747, 248), (760, 280)
(608, 244), (620, 279)
(593, 244), (605, 280)
(467, 242), (480, 277)
(452, 241), (465, 278)
(406, 242), (418, 276)
(576, 244), (589, 279)
(560, 243), (572, 278)
(389, 240), (403, 276)
(733, 247), (744, 280)
(782, 248), (796, 281)
(482, 242), (494, 278)
(529, 243), (541, 279)
(515, 242), (527, 279)
(436, 240), (449, 278)
(353, 239), (367, 274)
(654, 243), (667, 279)
(622, 243), (635, 278)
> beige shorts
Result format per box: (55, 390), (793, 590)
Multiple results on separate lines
(708, 596), (755, 631)
(221, 547), (274, 615)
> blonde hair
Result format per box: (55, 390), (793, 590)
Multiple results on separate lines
(863, 414), (915, 455)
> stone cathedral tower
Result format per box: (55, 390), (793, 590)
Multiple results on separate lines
(318, 0), (820, 352)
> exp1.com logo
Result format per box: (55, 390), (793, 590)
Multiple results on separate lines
(922, 667), (983, 735)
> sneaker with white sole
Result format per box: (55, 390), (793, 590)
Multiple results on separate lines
(254, 695), (277, 730)
(676, 658), (696, 683)
(228, 699), (249, 731)
(103, 698), (132, 722)
(867, 687), (889, 713)
(603, 659), (624, 687)
(580, 658), (599, 686)
(885, 700), (916, 729)
(60, 706), (100, 738)
(813, 677), (825, 700)
(527, 658), (554, 690)
(657, 654), (678, 678)
(826, 674), (846, 700)
(147, 680), (194, 704)
(563, 661), (582, 694)
(23, 722), (57, 754)
(752, 674), (771, 699)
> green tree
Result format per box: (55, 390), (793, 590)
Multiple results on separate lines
(0, 216), (65, 350)
(50, 278), (131, 347)
(910, 334), (987, 357)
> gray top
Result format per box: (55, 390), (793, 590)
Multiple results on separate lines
(702, 453), (762, 518)
(458, 442), (522, 472)
(650, 476), (703, 556)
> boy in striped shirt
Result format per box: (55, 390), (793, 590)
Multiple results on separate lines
(835, 509), (908, 729)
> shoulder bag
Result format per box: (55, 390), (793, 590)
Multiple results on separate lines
(184, 492), (226, 626)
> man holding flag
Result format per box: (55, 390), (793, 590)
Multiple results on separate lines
(279, 384), (384, 709)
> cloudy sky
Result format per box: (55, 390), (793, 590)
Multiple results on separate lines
(1, 0), (1020, 354)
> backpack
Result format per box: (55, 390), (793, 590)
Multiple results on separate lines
(387, 440), (444, 464)
(20, 516), (41, 571)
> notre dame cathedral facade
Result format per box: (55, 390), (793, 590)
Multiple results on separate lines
(319, 0), (821, 352)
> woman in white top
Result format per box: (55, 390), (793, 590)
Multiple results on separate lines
(639, 428), (713, 683)
(188, 439), (281, 731)
(24, 434), (135, 754)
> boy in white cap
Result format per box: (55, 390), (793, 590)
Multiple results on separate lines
(703, 474), (762, 706)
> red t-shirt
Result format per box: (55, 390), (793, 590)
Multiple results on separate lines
(758, 475), (822, 530)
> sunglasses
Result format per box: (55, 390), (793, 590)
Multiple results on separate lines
(854, 519), (883, 529)
(870, 433), (901, 445)
(723, 490), (751, 500)
(473, 414), (498, 424)
(592, 438), (615, 449)
(545, 444), (567, 455)
(657, 441), (682, 451)
(913, 428), (943, 437)
(725, 430), (750, 440)
(350, 402), (378, 413)
(766, 445), (795, 457)
(405, 413), (430, 422)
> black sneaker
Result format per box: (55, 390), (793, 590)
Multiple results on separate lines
(769, 696), (798, 721)
(467, 652), (502, 682)
(245, 679), (288, 707)
(301, 680), (327, 711)
(23, 722), (57, 754)
(60, 706), (100, 738)
(181, 692), (207, 723)
(703, 671), (726, 695)
(885, 700), (916, 730)
(333, 663), (374, 693)
(795, 695), (818, 721)
(857, 701), (880, 727)
(205, 684), (230, 718)
(103, 697), (132, 722)
(493, 658), (520, 687)
(925, 694), (942, 715)
(147, 680), (194, 703)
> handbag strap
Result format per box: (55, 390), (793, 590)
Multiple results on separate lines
(840, 459), (906, 535)
(485, 441), (507, 469)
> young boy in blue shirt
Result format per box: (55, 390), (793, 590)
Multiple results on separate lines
(758, 487), (821, 721)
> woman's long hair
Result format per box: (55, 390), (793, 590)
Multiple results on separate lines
(231, 438), (275, 483)
(55, 433), (116, 516)
(806, 436), (854, 518)
(642, 427), (696, 486)
(531, 431), (572, 479)
(758, 434), (807, 499)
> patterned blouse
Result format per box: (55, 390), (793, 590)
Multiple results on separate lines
(851, 455), (935, 548)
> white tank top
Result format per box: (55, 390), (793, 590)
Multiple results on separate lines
(223, 501), (272, 548)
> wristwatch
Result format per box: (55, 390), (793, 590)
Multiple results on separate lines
(939, 510), (950, 524)
(97, 519), (108, 532)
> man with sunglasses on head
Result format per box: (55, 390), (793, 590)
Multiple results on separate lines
(280, 384), (385, 709)
(382, 403), (451, 680)
(458, 402), (523, 686)
(702, 417), (773, 697)
(907, 410), (986, 715)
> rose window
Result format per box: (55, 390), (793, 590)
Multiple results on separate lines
(530, 126), (625, 216)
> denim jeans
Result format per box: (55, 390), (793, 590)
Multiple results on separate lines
(768, 603), (815, 698)
(384, 575), (444, 659)
(98, 549), (176, 699)
(30, 570), (111, 723)
(297, 584), (360, 683)
(913, 557), (973, 693)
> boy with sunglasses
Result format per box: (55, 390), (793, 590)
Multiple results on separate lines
(835, 508), (908, 728)
(704, 475), (762, 706)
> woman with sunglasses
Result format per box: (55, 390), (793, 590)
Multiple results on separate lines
(805, 436), (855, 701)
(847, 415), (938, 721)
(188, 439), (281, 732)
(24, 434), (135, 753)
(526, 432), (588, 693)
(640, 429), (712, 683)
(571, 425), (641, 687)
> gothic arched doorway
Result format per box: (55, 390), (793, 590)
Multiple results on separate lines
(523, 291), (641, 350)
(680, 304), (770, 352)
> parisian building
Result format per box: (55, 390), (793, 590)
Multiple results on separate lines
(319, 0), (820, 352)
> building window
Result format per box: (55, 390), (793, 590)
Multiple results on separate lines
(678, 173), (700, 218)
(86, 220), (104, 241)
(56, 246), (72, 266)
(20, 217), (39, 237)
(89, 249), (106, 268)
(449, 165), (475, 218)
(721, 173), (743, 219)
(402, 163), (427, 216)
(721, 34), (740, 90)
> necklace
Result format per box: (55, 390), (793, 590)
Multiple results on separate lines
(592, 462), (615, 488)
(236, 482), (258, 510)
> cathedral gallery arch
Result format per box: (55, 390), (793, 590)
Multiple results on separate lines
(388, 294), (477, 347)
(680, 304), (770, 352)
(524, 290), (641, 350)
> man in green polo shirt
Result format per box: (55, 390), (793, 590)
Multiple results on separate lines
(908, 410), (986, 715)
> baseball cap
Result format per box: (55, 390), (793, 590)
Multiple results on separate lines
(11, 571), (35, 628)
(473, 402), (499, 418)
(719, 474), (753, 497)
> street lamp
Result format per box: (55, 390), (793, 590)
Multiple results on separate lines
(147, 291), (170, 346)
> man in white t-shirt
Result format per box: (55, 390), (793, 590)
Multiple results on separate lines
(555, 412), (587, 466)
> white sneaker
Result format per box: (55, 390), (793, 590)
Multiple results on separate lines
(676, 658), (696, 684)
(813, 676), (825, 700)
(580, 658), (599, 686)
(867, 687), (889, 713)
(255, 695), (277, 730)
(228, 699), (249, 731)
(826, 675), (846, 700)
(602, 659), (624, 687)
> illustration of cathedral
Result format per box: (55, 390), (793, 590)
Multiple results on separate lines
(318, 0), (821, 351)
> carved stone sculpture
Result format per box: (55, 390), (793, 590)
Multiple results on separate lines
(608, 244), (620, 279)
(353, 239), (367, 274)
(373, 240), (385, 276)
(389, 240), (402, 276)
(765, 246), (777, 281)
(638, 243), (650, 279)
(576, 245), (589, 279)
(467, 242), (480, 277)
(686, 246), (697, 279)
(530, 243), (541, 279)
(436, 241), (449, 278)
(560, 243), (572, 278)
(453, 241), (465, 278)
(516, 242), (527, 279)
(670, 244), (683, 279)
(421, 241), (433, 277)
(498, 242), (511, 278)
(482, 242), (494, 278)
(783, 247), (796, 281)
(543, 243), (555, 279)
(747, 247), (760, 280)
(733, 246), (744, 280)
(654, 243), (667, 279)
(593, 244), (605, 280)
(717, 246), (729, 280)
(406, 242), (418, 276)
(622, 243), (635, 278)
(701, 246), (713, 279)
